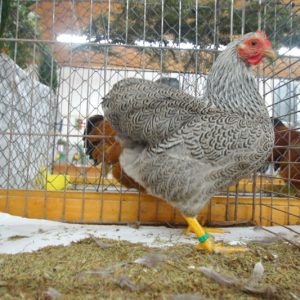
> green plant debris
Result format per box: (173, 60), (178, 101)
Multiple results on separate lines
(0, 238), (299, 300)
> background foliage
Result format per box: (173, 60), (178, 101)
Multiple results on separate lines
(0, 0), (58, 91)
(84, 0), (299, 49)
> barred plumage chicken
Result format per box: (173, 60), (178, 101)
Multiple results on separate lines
(102, 31), (276, 253)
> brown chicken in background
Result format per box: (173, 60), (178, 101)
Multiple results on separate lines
(83, 114), (145, 191)
(270, 118), (300, 191)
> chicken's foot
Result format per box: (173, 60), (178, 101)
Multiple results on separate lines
(184, 217), (248, 254)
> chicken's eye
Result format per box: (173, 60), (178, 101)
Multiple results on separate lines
(251, 40), (258, 46)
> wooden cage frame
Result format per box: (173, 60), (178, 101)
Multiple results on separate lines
(1, 165), (299, 227)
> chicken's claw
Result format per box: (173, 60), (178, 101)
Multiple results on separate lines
(184, 216), (248, 254)
(194, 237), (215, 253)
(195, 239), (248, 254)
(212, 243), (249, 254)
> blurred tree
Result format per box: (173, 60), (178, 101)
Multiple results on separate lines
(82, 0), (299, 48)
(0, 0), (39, 68)
(0, 0), (58, 92)
(77, 0), (298, 73)
(38, 45), (58, 92)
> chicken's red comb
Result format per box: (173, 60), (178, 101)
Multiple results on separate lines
(256, 30), (271, 47)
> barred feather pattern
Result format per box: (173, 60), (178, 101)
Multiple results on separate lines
(102, 33), (274, 216)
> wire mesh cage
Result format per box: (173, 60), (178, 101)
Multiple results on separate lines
(0, 0), (299, 234)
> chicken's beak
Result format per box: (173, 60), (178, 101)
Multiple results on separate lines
(263, 47), (277, 62)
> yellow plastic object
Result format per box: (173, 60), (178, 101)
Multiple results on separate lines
(46, 174), (71, 191)
(34, 167), (71, 191)
(73, 154), (80, 160)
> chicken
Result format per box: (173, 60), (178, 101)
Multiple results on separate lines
(83, 114), (144, 191)
(83, 78), (180, 190)
(102, 31), (276, 253)
(270, 118), (300, 191)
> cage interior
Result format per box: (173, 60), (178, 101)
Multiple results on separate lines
(0, 0), (299, 231)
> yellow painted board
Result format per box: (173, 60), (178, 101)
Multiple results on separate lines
(53, 165), (286, 192)
(226, 178), (286, 193)
(69, 176), (121, 186)
(120, 199), (140, 223)
(0, 189), (299, 226)
(53, 163), (102, 177)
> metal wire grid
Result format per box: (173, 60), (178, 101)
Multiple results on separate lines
(258, 0), (300, 229)
(0, 0), (299, 229)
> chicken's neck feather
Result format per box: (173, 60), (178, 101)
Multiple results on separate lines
(205, 42), (268, 117)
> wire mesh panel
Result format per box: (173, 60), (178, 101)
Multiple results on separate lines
(258, 0), (300, 228)
(0, 0), (299, 230)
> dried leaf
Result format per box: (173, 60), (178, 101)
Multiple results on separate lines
(242, 284), (277, 298)
(44, 287), (62, 300)
(88, 235), (112, 249)
(243, 262), (277, 298)
(171, 293), (205, 300)
(134, 253), (168, 268)
(200, 263), (277, 299)
(0, 280), (8, 286)
(93, 239), (112, 249)
(290, 292), (300, 300)
(199, 267), (238, 286)
(86, 262), (127, 277)
(113, 274), (142, 291)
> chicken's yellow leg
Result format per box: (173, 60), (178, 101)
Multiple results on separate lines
(184, 217), (248, 254)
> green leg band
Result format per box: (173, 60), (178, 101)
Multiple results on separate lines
(198, 232), (209, 243)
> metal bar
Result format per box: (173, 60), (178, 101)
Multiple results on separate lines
(273, 110), (300, 120)
(194, 0), (199, 97)
(241, 0), (245, 37)
(160, 0), (164, 75)
(124, 0), (129, 78)
(259, 190), (300, 200)
(0, 0), (2, 28)
(61, 0), (76, 222)
(256, 225), (300, 249)
(230, 0), (234, 41)
(234, 182), (239, 221)
(258, 220), (300, 236)
(107, 0), (111, 41)
(264, 78), (299, 97)
(0, 131), (116, 138)
(225, 187), (230, 221)
(259, 204), (300, 220)
(0, 37), (220, 52)
(263, 59), (300, 80)
(81, 0), (96, 222)
(13, 0), (20, 63)
(257, 0), (262, 30)
(142, 0), (147, 78)
(251, 173), (257, 223)
(213, 0), (220, 52)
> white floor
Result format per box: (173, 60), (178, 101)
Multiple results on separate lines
(0, 212), (299, 254)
